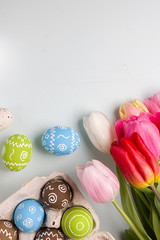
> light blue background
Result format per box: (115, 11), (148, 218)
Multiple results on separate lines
(0, 1), (160, 239)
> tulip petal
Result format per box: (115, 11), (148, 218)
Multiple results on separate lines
(76, 165), (85, 183)
(115, 119), (125, 140)
(85, 161), (94, 168)
(123, 116), (160, 160)
(136, 112), (160, 133)
(82, 166), (119, 203)
(111, 142), (153, 188)
(92, 160), (120, 188)
(83, 112), (116, 153)
(145, 112), (160, 132)
(119, 103), (127, 119)
(119, 100), (149, 120)
(124, 103), (142, 120)
(132, 133), (160, 181)
(133, 99), (149, 112)
(144, 99), (160, 114)
(150, 92), (160, 109)
(120, 138), (155, 186)
(83, 116), (104, 152)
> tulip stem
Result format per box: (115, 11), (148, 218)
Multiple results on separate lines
(112, 199), (151, 240)
(150, 184), (160, 202)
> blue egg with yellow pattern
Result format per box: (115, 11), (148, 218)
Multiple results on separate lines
(14, 199), (45, 232)
(42, 126), (80, 155)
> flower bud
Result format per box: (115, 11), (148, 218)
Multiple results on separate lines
(83, 112), (116, 153)
(77, 160), (120, 203)
(115, 113), (160, 160)
(119, 99), (149, 120)
(110, 133), (160, 188)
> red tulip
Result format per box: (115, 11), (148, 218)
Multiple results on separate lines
(115, 113), (160, 160)
(110, 133), (160, 188)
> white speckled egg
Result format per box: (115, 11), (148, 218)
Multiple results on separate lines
(0, 108), (13, 130)
(42, 126), (80, 155)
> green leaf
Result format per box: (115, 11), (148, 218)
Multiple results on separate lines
(138, 188), (154, 203)
(116, 166), (151, 240)
(131, 187), (156, 240)
(151, 201), (160, 240)
(154, 182), (160, 217)
(132, 187), (150, 210)
(125, 229), (140, 240)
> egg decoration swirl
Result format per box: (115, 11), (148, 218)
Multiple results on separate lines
(61, 206), (94, 239)
(0, 220), (18, 240)
(0, 171), (106, 240)
(2, 134), (32, 172)
(41, 179), (73, 210)
(42, 126), (80, 155)
(14, 199), (45, 232)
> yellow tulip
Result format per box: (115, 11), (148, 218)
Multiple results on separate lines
(119, 99), (149, 120)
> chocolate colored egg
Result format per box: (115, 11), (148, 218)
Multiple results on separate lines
(35, 227), (65, 240)
(0, 220), (18, 240)
(42, 179), (72, 210)
(61, 206), (93, 239)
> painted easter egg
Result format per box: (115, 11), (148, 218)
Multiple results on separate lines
(2, 134), (32, 172)
(42, 126), (80, 155)
(0, 108), (13, 130)
(35, 227), (65, 240)
(61, 206), (93, 239)
(41, 179), (73, 210)
(14, 199), (45, 232)
(0, 220), (18, 240)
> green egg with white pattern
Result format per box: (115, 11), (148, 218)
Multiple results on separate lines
(2, 134), (32, 172)
(61, 206), (94, 239)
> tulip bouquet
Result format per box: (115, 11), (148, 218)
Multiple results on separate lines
(77, 92), (160, 240)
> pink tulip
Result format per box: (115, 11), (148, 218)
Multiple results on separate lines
(143, 112), (160, 132)
(119, 100), (149, 120)
(77, 160), (120, 203)
(115, 113), (160, 160)
(144, 92), (160, 113)
(139, 112), (160, 135)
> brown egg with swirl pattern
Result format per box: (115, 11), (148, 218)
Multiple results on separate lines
(41, 179), (73, 210)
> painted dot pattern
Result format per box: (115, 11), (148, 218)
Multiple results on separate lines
(61, 207), (94, 239)
(14, 199), (45, 232)
(42, 126), (80, 155)
(2, 134), (32, 172)
(42, 179), (72, 210)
